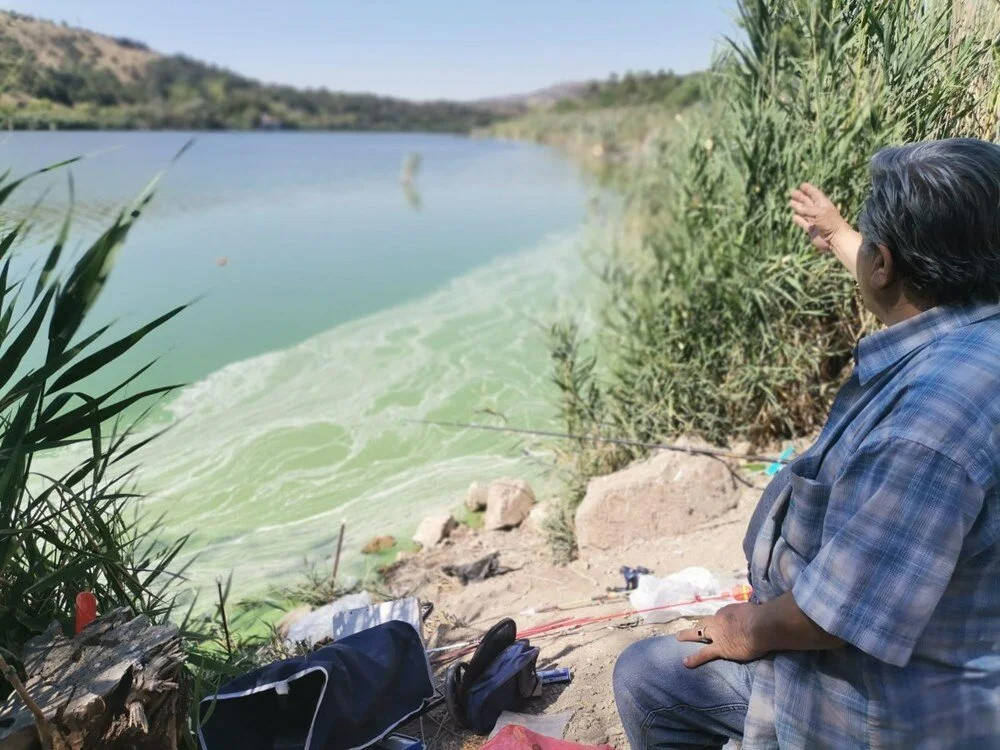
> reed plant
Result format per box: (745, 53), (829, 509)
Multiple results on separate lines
(548, 0), (1000, 551)
(0, 161), (191, 704)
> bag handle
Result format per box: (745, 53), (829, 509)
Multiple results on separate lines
(462, 618), (517, 696)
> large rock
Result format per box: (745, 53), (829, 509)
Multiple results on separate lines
(413, 513), (457, 548)
(464, 481), (488, 511)
(575, 443), (743, 555)
(484, 478), (535, 530)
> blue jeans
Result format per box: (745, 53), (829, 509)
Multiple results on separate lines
(613, 636), (756, 750)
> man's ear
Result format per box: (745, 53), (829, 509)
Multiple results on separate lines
(870, 243), (894, 290)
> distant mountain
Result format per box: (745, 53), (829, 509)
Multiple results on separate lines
(471, 81), (592, 115)
(472, 70), (704, 117)
(0, 11), (498, 131)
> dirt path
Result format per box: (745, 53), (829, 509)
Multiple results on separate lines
(385, 486), (762, 749)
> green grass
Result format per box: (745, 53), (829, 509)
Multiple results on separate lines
(543, 0), (1000, 545)
(454, 505), (485, 530)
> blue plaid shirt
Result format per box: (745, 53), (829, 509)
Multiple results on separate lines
(742, 302), (1000, 749)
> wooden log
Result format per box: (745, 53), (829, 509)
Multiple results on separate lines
(0, 608), (187, 750)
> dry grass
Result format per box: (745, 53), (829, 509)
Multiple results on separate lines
(1, 11), (157, 84)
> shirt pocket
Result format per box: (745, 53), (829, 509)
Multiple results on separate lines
(782, 469), (830, 560)
(767, 468), (831, 591)
(749, 482), (792, 600)
(751, 465), (832, 596)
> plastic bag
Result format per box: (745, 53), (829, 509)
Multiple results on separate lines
(482, 725), (614, 750)
(628, 566), (729, 623)
(488, 711), (573, 740)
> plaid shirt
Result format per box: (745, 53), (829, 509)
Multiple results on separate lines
(742, 302), (1000, 749)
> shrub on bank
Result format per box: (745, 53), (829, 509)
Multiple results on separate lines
(548, 0), (1000, 551)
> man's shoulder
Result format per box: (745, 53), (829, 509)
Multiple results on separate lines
(882, 317), (1000, 481)
(907, 315), (1000, 396)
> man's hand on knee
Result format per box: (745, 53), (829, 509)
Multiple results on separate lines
(677, 603), (767, 668)
(677, 592), (845, 669)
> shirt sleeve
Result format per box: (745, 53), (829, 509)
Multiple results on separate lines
(791, 437), (985, 667)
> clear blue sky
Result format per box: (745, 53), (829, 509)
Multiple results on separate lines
(6, 1), (737, 100)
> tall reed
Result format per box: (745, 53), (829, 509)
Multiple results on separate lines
(550, 0), (1000, 542)
(0, 162), (188, 703)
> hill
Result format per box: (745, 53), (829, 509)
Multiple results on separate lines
(0, 10), (497, 131)
(471, 80), (591, 115)
(553, 69), (705, 112)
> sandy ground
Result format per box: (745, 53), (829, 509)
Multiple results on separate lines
(384, 478), (767, 750)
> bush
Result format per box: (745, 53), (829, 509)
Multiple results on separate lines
(0, 161), (187, 703)
(552, 1), (1000, 506)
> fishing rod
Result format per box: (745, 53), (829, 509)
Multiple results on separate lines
(409, 419), (789, 465)
(428, 584), (754, 663)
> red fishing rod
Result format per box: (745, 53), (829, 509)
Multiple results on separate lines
(430, 584), (753, 664)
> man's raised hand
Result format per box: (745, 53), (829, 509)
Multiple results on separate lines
(788, 183), (850, 251)
(789, 183), (862, 276)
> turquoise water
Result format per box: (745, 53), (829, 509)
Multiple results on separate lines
(5, 132), (595, 600)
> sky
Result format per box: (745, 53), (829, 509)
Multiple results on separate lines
(5, 1), (737, 101)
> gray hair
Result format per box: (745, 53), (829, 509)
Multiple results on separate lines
(858, 138), (1000, 305)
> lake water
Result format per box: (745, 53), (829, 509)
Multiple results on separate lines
(4, 131), (595, 602)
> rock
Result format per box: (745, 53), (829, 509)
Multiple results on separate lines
(575, 441), (743, 555)
(484, 478), (535, 530)
(276, 605), (312, 637)
(464, 481), (488, 511)
(361, 535), (396, 554)
(413, 513), (457, 548)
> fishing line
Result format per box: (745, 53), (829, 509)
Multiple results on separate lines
(409, 419), (788, 465)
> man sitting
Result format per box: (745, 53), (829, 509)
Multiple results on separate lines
(613, 138), (1000, 749)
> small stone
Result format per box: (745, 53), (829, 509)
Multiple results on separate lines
(576, 726), (609, 746)
(413, 513), (457, 548)
(464, 481), (488, 511)
(360, 535), (396, 554)
(484, 478), (535, 531)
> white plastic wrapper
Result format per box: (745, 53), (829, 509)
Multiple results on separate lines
(283, 591), (373, 647)
(628, 566), (728, 623)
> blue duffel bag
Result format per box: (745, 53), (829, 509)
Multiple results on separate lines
(198, 620), (435, 750)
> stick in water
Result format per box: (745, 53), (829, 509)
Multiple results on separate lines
(332, 520), (346, 589)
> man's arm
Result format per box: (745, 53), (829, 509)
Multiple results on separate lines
(680, 438), (983, 670)
(677, 591), (844, 669)
(789, 182), (863, 278)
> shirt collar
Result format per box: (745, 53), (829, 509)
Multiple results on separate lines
(855, 301), (1000, 385)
